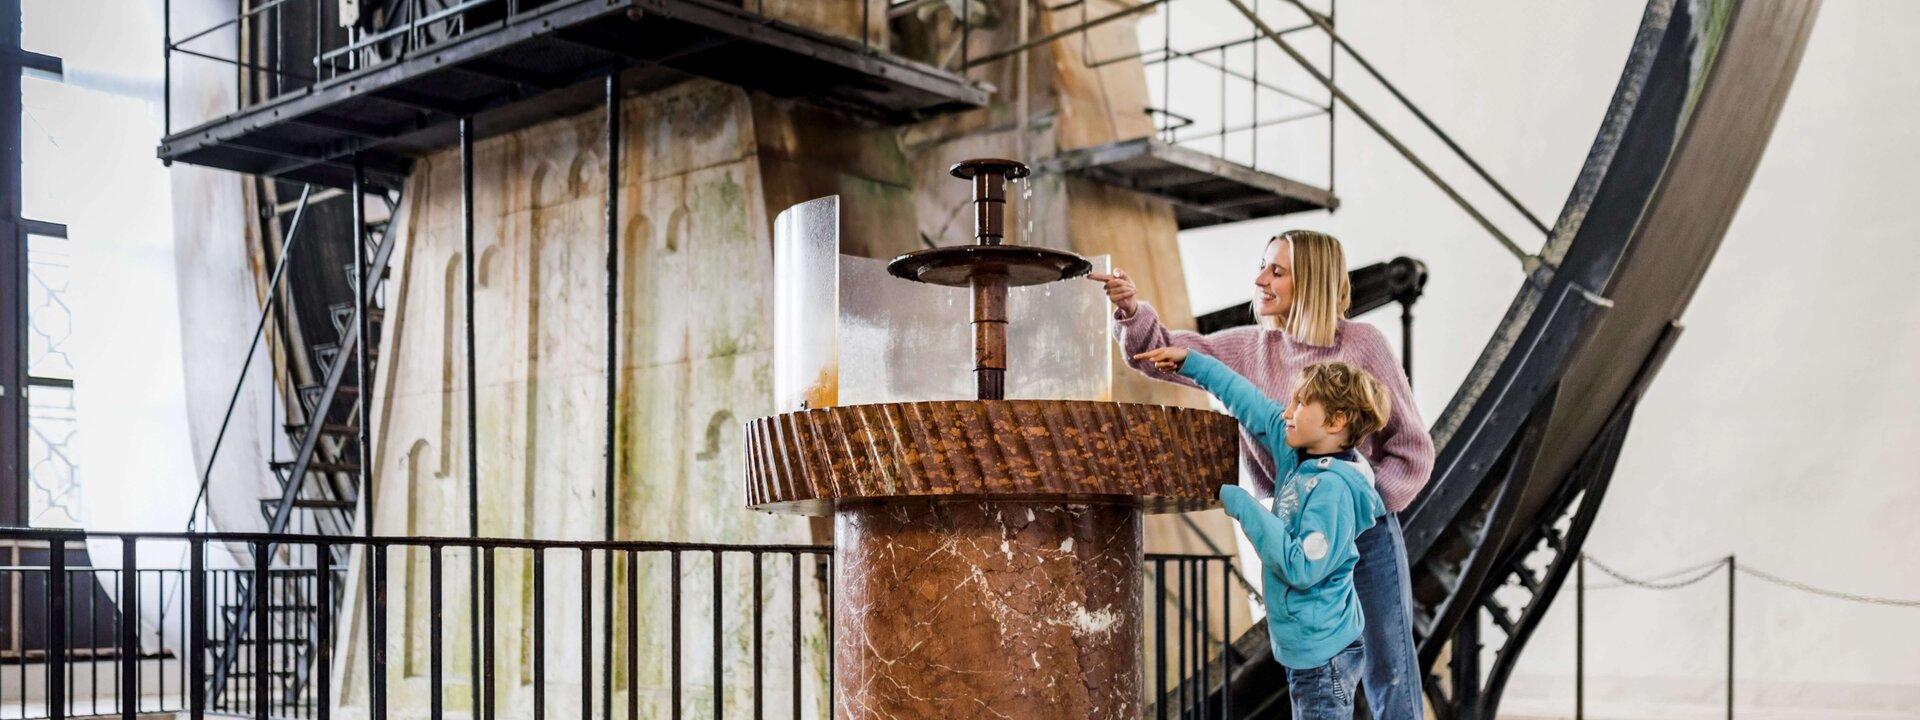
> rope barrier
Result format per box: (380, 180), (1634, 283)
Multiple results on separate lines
(1582, 554), (1920, 608)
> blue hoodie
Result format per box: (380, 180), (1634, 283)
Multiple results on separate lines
(1177, 351), (1386, 669)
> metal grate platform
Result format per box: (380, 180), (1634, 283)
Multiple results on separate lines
(1038, 137), (1338, 230)
(158, 0), (990, 190)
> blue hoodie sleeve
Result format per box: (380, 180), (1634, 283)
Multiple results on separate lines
(1177, 352), (1294, 467)
(1220, 478), (1361, 590)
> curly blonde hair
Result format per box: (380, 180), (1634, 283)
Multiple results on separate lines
(1293, 361), (1392, 448)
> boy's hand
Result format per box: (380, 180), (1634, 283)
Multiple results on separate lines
(1218, 484), (1256, 520)
(1086, 268), (1139, 317)
(1132, 346), (1188, 373)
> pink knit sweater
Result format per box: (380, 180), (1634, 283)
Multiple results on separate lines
(1115, 302), (1436, 512)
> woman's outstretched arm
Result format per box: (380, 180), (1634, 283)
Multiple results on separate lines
(1090, 269), (1253, 388)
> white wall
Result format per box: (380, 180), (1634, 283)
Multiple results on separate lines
(1156, 1), (1920, 717)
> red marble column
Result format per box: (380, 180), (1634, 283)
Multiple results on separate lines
(834, 500), (1143, 719)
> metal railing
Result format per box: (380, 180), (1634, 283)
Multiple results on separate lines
(163, 0), (906, 137)
(1, 528), (1235, 720)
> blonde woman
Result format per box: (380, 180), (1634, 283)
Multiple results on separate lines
(1089, 230), (1434, 719)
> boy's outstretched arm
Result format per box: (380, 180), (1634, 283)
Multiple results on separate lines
(1173, 352), (1289, 452)
(1220, 482), (1361, 590)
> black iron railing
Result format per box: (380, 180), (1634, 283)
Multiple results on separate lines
(1, 528), (1235, 720)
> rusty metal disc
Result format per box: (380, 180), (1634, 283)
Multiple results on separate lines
(887, 245), (1093, 287)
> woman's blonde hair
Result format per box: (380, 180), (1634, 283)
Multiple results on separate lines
(1254, 230), (1351, 346)
(1293, 361), (1392, 448)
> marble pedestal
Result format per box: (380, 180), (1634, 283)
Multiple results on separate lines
(745, 399), (1237, 719)
(836, 500), (1141, 717)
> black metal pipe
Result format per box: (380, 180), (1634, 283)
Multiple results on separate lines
(462, 115), (476, 537)
(352, 153), (373, 537)
(1402, 301), (1415, 386)
(602, 73), (621, 720)
(312, 0), (322, 85)
(164, 0), (171, 136)
(462, 112), (482, 720)
(602, 72), (619, 540)
(183, 184), (314, 531)
(1727, 555), (1735, 720)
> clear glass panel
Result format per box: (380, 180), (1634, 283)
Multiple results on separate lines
(839, 255), (1112, 405)
(773, 194), (1112, 408)
(772, 195), (841, 412)
(28, 382), (82, 529)
(27, 233), (75, 380)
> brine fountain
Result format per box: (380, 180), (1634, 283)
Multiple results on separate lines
(745, 159), (1238, 718)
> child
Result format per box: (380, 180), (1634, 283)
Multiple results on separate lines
(1135, 347), (1390, 718)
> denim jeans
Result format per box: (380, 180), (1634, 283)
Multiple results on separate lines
(1352, 513), (1421, 719)
(1287, 639), (1365, 720)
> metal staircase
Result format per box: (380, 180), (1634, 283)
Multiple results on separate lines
(198, 179), (399, 716)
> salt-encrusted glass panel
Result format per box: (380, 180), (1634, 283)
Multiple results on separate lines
(772, 196), (840, 412)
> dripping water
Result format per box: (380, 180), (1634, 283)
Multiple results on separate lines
(1022, 175), (1036, 247)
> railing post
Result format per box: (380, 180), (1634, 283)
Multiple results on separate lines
(532, 548), (545, 720)
(1576, 553), (1584, 720)
(1727, 555), (1735, 720)
(316, 542), (332, 720)
(121, 538), (139, 720)
(430, 546), (444, 720)
(371, 544), (388, 720)
(254, 542), (270, 720)
(1220, 557), (1231, 719)
(1154, 558), (1165, 720)
(49, 536), (66, 720)
(191, 539), (207, 720)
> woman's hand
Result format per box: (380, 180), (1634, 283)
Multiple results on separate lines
(1087, 268), (1139, 317)
(1132, 347), (1188, 373)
